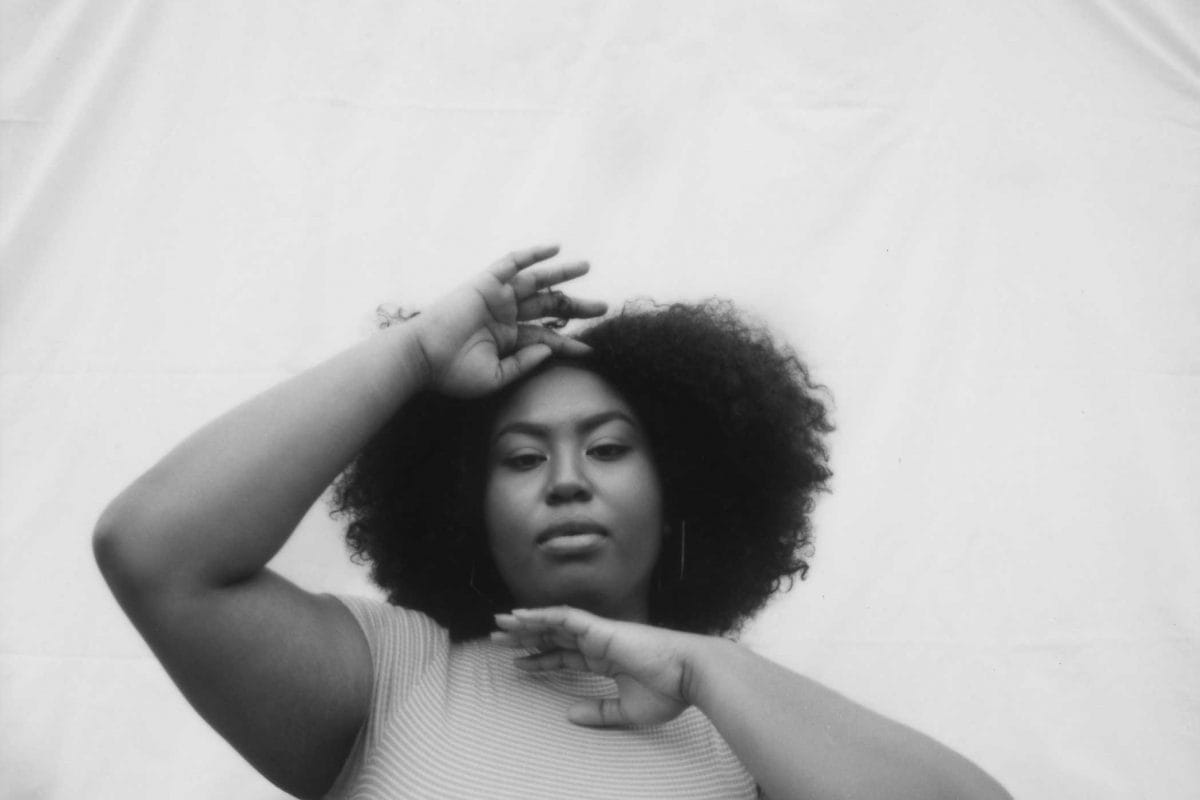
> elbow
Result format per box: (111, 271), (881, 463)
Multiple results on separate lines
(93, 479), (234, 599)
(92, 488), (171, 596)
(93, 496), (141, 590)
(93, 501), (132, 579)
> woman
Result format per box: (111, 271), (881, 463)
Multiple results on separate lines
(94, 245), (1010, 799)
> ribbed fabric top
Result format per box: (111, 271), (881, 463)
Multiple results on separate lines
(324, 595), (759, 800)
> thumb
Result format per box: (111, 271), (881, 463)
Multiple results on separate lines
(567, 697), (632, 728)
(495, 343), (553, 387)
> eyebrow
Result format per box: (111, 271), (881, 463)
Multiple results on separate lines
(492, 410), (638, 443)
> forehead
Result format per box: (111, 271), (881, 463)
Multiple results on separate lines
(491, 366), (635, 431)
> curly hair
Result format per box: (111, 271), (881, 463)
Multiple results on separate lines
(330, 300), (833, 641)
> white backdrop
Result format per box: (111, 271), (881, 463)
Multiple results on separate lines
(2, 2), (1198, 798)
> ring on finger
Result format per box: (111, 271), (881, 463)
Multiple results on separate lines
(540, 289), (570, 329)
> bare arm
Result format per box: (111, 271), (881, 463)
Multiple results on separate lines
(94, 324), (427, 797)
(93, 246), (603, 797)
(686, 636), (1012, 800)
(493, 607), (1012, 800)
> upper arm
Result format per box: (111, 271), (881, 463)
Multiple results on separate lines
(102, 562), (372, 799)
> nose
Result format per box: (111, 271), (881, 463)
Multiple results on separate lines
(546, 452), (593, 505)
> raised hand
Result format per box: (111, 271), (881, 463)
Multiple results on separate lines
(492, 606), (702, 727)
(412, 245), (607, 398)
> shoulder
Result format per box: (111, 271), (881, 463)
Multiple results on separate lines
(333, 594), (447, 644)
(331, 594), (449, 665)
(328, 594), (450, 705)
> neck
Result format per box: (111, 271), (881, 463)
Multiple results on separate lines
(512, 587), (649, 624)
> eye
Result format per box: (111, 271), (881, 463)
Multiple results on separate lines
(502, 452), (545, 471)
(588, 442), (630, 461)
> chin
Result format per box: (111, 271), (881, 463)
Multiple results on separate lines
(526, 578), (648, 622)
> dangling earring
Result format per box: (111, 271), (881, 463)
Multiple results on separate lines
(469, 559), (496, 607)
(657, 522), (674, 590)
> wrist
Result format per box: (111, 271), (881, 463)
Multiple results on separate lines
(402, 316), (438, 389)
(679, 633), (742, 710)
(369, 322), (436, 400)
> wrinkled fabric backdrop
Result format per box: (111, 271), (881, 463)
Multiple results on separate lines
(2, 2), (1197, 798)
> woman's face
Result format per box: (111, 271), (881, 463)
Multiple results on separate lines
(484, 365), (663, 622)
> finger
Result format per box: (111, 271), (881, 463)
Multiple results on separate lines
(516, 291), (607, 322)
(486, 245), (561, 283)
(494, 613), (553, 633)
(512, 606), (599, 637)
(494, 614), (583, 652)
(498, 611), (559, 633)
(514, 649), (590, 672)
(493, 631), (548, 650)
(567, 698), (632, 728)
(493, 613), (521, 630)
(494, 632), (568, 652)
(510, 260), (590, 299)
(497, 625), (579, 652)
(514, 324), (592, 357)
(494, 343), (553, 387)
(489, 631), (522, 648)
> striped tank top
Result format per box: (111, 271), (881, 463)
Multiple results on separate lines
(325, 595), (758, 799)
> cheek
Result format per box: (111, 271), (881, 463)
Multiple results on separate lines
(483, 472), (534, 550)
(619, 460), (665, 530)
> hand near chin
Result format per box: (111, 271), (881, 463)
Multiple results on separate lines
(492, 607), (701, 727)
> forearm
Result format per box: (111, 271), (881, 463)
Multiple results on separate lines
(687, 638), (1011, 800)
(94, 322), (429, 592)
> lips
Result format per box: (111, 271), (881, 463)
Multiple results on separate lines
(535, 520), (609, 545)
